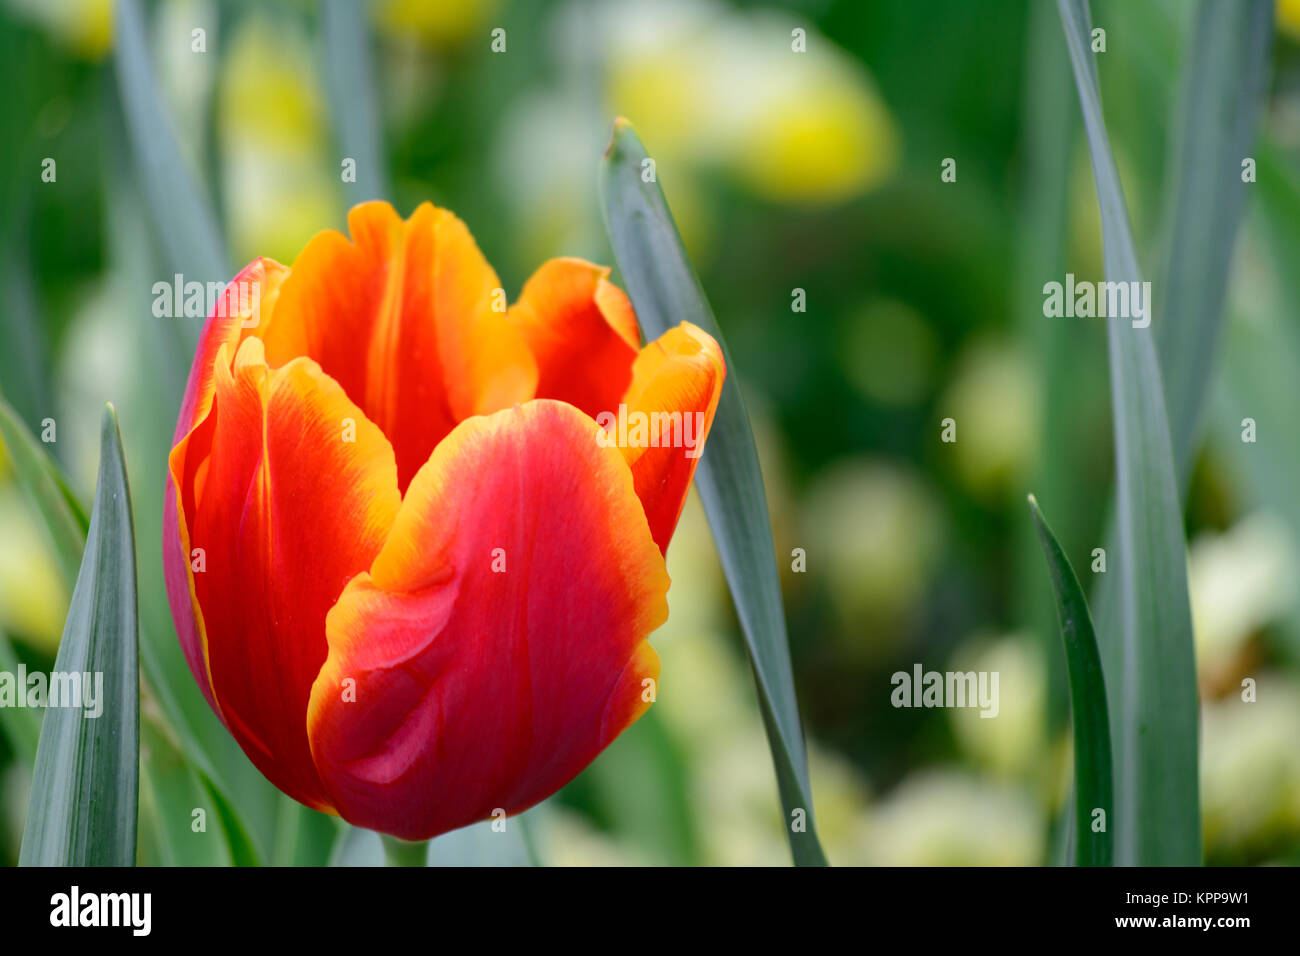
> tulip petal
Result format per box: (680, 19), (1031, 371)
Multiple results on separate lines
(307, 400), (668, 839)
(613, 322), (725, 554)
(178, 336), (401, 811)
(507, 257), (640, 419)
(259, 201), (538, 491)
(165, 258), (288, 714)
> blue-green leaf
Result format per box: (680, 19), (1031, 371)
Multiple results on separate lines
(321, 0), (388, 201)
(1028, 495), (1113, 867)
(137, 717), (234, 866)
(1154, 0), (1274, 480)
(600, 119), (825, 866)
(271, 796), (341, 867)
(99, 146), (284, 862)
(19, 405), (140, 866)
(1056, 0), (1200, 866)
(198, 772), (263, 866)
(1054, 0), (1272, 865)
(114, 0), (229, 352)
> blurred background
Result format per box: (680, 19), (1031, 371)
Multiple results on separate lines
(1, 0), (1299, 866)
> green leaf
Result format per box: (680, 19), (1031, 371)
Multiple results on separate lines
(1054, 0), (1272, 865)
(1155, 0), (1274, 482)
(0, 394), (89, 586)
(321, 0), (388, 201)
(287, 804), (343, 867)
(198, 772), (263, 866)
(99, 146), (285, 861)
(1011, 0), (1078, 754)
(270, 795), (342, 866)
(1056, 0), (1200, 866)
(137, 717), (232, 866)
(577, 709), (699, 865)
(113, 0), (229, 352)
(1027, 495), (1113, 867)
(600, 119), (825, 866)
(19, 405), (140, 866)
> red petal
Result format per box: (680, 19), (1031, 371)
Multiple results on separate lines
(179, 337), (401, 811)
(165, 258), (289, 715)
(611, 322), (725, 554)
(507, 257), (640, 419)
(306, 400), (668, 838)
(259, 201), (537, 491)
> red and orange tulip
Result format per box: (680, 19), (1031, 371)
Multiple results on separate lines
(163, 201), (724, 839)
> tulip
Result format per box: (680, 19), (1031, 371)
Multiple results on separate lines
(164, 201), (724, 839)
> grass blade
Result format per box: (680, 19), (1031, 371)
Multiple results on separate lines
(99, 145), (285, 860)
(198, 773), (263, 866)
(600, 118), (826, 866)
(1155, 0), (1274, 480)
(1056, 0), (1200, 865)
(19, 405), (140, 866)
(138, 717), (233, 866)
(0, 394), (89, 585)
(114, 0), (229, 350)
(283, 803), (343, 867)
(1058, 0), (1272, 864)
(321, 0), (388, 201)
(1028, 495), (1113, 866)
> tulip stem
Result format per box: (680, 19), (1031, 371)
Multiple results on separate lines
(380, 834), (430, 867)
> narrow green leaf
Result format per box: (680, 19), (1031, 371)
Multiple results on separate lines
(321, 0), (388, 201)
(270, 795), (343, 866)
(287, 804), (343, 867)
(578, 709), (699, 865)
(600, 119), (825, 866)
(198, 772), (263, 866)
(1056, 0), (1200, 865)
(1057, 0), (1272, 864)
(1154, 0), (1273, 480)
(0, 394), (89, 585)
(1005, 4), (1084, 865)
(1028, 495), (1113, 867)
(20, 405), (140, 866)
(99, 144), (284, 861)
(114, 0), (229, 351)
(138, 717), (232, 866)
